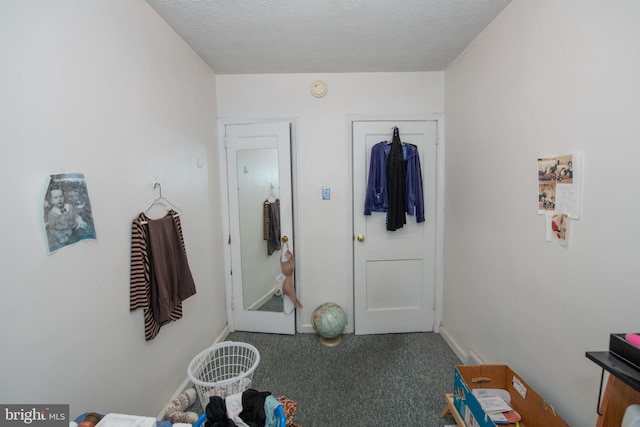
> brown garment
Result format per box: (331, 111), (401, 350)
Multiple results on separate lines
(147, 214), (197, 323)
(130, 210), (196, 340)
(263, 199), (281, 255)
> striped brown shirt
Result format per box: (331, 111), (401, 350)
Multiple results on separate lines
(130, 210), (193, 340)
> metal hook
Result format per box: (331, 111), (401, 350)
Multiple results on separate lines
(153, 182), (162, 198)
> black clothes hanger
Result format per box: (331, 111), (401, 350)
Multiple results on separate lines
(387, 126), (403, 145)
(392, 126), (401, 144)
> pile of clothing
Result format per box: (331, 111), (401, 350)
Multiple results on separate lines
(204, 389), (299, 427)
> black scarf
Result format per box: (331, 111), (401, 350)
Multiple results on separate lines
(386, 128), (406, 231)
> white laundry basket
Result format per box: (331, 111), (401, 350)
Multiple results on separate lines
(187, 341), (260, 410)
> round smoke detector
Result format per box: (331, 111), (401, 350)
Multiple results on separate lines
(311, 80), (327, 97)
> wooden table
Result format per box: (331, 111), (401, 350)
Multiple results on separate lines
(586, 351), (640, 427)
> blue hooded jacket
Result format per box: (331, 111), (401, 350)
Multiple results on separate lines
(363, 141), (425, 222)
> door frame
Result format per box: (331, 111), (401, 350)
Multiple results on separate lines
(218, 118), (300, 333)
(347, 115), (445, 333)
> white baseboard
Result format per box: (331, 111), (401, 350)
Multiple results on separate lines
(466, 349), (486, 365)
(246, 286), (281, 311)
(438, 324), (487, 365)
(156, 325), (231, 420)
(438, 324), (466, 364)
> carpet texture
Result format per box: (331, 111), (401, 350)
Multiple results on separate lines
(190, 331), (463, 426)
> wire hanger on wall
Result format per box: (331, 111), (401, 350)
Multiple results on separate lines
(142, 183), (182, 223)
(267, 183), (277, 203)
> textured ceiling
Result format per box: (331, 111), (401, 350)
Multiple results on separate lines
(145, 0), (511, 74)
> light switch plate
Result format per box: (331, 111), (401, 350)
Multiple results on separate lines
(322, 187), (330, 200)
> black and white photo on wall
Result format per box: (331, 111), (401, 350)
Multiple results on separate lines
(43, 172), (96, 253)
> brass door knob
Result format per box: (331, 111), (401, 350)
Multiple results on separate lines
(356, 234), (365, 242)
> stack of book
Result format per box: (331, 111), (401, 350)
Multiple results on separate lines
(473, 389), (522, 425)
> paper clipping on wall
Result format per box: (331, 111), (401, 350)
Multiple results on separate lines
(546, 212), (569, 246)
(43, 173), (97, 254)
(537, 153), (580, 218)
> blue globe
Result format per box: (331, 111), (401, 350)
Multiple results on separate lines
(312, 303), (346, 339)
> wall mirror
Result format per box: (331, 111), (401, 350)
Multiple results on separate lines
(236, 148), (283, 312)
(225, 121), (295, 334)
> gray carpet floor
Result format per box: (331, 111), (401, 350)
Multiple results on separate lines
(190, 331), (462, 426)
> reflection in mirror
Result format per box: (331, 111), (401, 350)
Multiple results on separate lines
(237, 148), (283, 312)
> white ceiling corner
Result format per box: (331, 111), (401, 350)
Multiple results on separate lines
(145, 0), (512, 74)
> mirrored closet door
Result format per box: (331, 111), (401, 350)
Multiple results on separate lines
(225, 122), (295, 334)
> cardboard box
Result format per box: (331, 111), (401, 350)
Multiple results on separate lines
(453, 365), (569, 427)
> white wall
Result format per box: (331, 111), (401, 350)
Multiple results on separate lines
(0, 1), (227, 418)
(8, 1), (636, 424)
(217, 72), (444, 331)
(443, 1), (640, 426)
